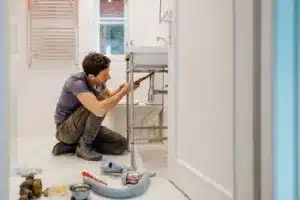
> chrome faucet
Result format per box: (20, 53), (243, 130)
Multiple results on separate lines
(156, 37), (168, 46)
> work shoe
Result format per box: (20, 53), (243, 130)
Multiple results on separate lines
(52, 142), (76, 155)
(75, 137), (102, 161)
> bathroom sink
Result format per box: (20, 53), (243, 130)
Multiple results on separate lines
(126, 46), (168, 54)
(126, 46), (168, 67)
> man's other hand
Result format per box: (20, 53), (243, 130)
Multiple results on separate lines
(121, 82), (139, 94)
(118, 82), (126, 91)
(133, 82), (140, 90)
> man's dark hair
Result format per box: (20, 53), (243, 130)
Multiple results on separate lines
(82, 52), (111, 76)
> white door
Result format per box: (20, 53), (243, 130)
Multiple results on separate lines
(168, 0), (235, 199)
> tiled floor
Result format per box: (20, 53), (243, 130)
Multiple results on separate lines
(137, 142), (168, 178)
(10, 135), (188, 200)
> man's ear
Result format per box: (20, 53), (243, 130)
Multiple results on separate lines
(87, 74), (95, 79)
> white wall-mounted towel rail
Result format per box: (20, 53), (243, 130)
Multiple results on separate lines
(28, 0), (78, 69)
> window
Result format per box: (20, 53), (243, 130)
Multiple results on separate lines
(97, 0), (126, 56)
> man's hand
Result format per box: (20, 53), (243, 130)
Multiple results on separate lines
(118, 82), (126, 91)
(133, 82), (140, 90)
(121, 82), (140, 94)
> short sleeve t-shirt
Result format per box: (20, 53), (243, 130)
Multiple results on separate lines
(54, 72), (105, 124)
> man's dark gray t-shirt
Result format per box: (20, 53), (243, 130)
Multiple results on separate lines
(54, 72), (104, 124)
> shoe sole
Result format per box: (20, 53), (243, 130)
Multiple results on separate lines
(75, 152), (103, 161)
(52, 143), (76, 155)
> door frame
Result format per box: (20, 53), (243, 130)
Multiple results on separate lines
(168, 0), (271, 199)
(1, 0), (11, 199)
(261, 0), (274, 199)
(234, 0), (274, 200)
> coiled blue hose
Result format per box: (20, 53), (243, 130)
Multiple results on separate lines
(82, 172), (151, 199)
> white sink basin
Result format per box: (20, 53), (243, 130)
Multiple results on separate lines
(126, 46), (168, 67)
(126, 46), (168, 53)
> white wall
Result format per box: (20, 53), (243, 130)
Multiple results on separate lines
(128, 0), (170, 46)
(9, 0), (27, 168)
(9, 0), (170, 137)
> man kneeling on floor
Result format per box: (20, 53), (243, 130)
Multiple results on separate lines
(52, 52), (139, 161)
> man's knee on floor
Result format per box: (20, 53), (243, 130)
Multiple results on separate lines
(120, 136), (127, 146)
(113, 137), (128, 155)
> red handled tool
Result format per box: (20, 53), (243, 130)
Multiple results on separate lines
(82, 171), (108, 185)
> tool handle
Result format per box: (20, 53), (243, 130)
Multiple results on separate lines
(82, 171), (108, 185)
(134, 72), (155, 84)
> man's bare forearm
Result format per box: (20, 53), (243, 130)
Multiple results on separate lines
(99, 89), (126, 113)
(76, 89), (128, 117)
(109, 88), (121, 97)
(104, 87), (121, 98)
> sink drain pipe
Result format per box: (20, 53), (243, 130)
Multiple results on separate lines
(82, 162), (152, 199)
(82, 172), (151, 199)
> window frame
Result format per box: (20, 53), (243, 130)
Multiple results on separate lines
(94, 0), (128, 61)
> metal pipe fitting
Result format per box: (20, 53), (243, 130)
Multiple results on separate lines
(154, 89), (168, 95)
(147, 74), (155, 103)
(125, 54), (130, 151)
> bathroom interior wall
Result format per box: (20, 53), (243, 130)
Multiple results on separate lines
(9, 0), (27, 167)
(9, 0), (170, 137)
